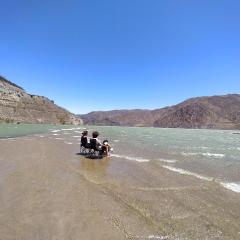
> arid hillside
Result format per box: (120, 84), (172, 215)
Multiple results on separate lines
(80, 94), (240, 130)
(0, 76), (82, 125)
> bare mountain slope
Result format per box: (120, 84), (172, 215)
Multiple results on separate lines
(80, 94), (240, 129)
(0, 76), (82, 125)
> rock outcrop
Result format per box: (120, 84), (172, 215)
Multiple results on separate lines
(0, 76), (82, 125)
(80, 94), (240, 130)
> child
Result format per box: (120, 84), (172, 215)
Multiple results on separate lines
(102, 139), (112, 156)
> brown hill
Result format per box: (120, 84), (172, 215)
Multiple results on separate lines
(80, 94), (240, 129)
(0, 76), (82, 125)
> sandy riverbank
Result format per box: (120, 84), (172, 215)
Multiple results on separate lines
(0, 134), (240, 240)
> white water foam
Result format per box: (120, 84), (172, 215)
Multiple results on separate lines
(64, 142), (73, 145)
(0, 137), (17, 141)
(181, 152), (225, 158)
(72, 136), (81, 138)
(193, 146), (209, 150)
(113, 139), (120, 142)
(181, 152), (200, 156)
(111, 154), (150, 163)
(162, 165), (214, 181)
(136, 235), (169, 239)
(163, 166), (240, 193)
(148, 235), (169, 239)
(202, 153), (225, 158)
(53, 133), (60, 136)
(220, 182), (240, 193)
(61, 127), (82, 131)
(157, 159), (177, 163)
(51, 130), (61, 133)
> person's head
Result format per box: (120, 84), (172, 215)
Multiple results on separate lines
(92, 131), (99, 138)
(103, 140), (109, 145)
(82, 130), (88, 136)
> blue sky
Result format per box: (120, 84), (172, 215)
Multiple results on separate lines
(1, 0), (240, 113)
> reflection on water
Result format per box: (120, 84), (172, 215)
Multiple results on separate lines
(79, 157), (111, 182)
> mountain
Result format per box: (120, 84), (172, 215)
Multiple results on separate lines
(80, 94), (240, 130)
(0, 76), (82, 125)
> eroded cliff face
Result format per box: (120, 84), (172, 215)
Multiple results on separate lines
(0, 76), (82, 125)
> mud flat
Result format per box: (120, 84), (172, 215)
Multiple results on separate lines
(0, 134), (240, 240)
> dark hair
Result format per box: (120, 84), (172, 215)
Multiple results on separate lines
(82, 130), (88, 136)
(92, 131), (99, 138)
(103, 139), (108, 144)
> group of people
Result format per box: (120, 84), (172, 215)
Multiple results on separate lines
(80, 130), (112, 156)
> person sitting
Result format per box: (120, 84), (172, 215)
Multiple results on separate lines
(89, 131), (102, 152)
(89, 131), (112, 157)
(81, 130), (90, 149)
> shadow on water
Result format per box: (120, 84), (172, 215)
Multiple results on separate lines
(75, 152), (104, 160)
(78, 155), (111, 181)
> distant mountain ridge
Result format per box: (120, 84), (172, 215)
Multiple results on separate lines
(80, 94), (240, 130)
(0, 76), (82, 125)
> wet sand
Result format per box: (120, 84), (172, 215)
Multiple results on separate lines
(0, 134), (240, 240)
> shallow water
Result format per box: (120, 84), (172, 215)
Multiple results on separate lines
(0, 123), (80, 138)
(88, 126), (240, 192)
(1, 124), (240, 192)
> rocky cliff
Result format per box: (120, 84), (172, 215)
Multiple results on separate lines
(0, 76), (82, 125)
(80, 94), (240, 130)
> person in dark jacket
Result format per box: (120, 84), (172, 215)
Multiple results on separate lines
(89, 131), (102, 150)
(81, 130), (89, 148)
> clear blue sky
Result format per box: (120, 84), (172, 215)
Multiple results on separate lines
(1, 0), (240, 114)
